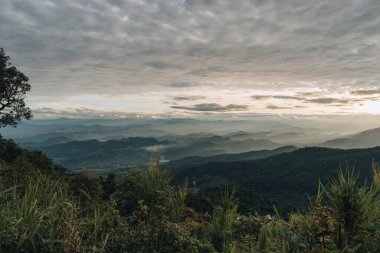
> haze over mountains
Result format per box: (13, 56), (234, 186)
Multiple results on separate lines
(4, 116), (380, 213)
(172, 146), (380, 211)
(2, 115), (380, 215)
(319, 127), (380, 149)
(2, 116), (380, 171)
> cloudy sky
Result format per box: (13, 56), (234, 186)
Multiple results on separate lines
(1, 0), (380, 118)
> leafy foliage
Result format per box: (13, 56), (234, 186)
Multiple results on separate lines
(0, 48), (32, 128)
(174, 146), (380, 211)
(209, 187), (238, 253)
(0, 138), (379, 252)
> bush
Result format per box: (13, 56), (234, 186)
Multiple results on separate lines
(1, 139), (380, 252)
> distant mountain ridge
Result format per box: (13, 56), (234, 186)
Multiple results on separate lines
(319, 127), (380, 149)
(22, 136), (72, 147)
(167, 146), (297, 167)
(39, 137), (171, 169)
(173, 146), (380, 208)
(30, 135), (284, 170)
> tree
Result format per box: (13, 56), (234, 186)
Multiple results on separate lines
(0, 48), (32, 127)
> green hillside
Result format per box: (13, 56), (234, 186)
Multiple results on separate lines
(320, 127), (380, 148)
(167, 145), (297, 167)
(32, 135), (283, 170)
(173, 146), (380, 207)
(1, 137), (380, 252)
(39, 137), (170, 168)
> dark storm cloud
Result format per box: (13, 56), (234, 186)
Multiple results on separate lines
(171, 103), (248, 112)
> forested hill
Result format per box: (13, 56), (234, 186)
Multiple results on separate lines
(39, 137), (170, 168)
(167, 145), (297, 167)
(173, 146), (380, 206)
(1, 136), (380, 252)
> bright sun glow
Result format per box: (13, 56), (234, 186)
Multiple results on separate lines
(355, 101), (380, 114)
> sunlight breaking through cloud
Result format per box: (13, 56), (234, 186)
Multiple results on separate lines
(0, 0), (379, 117)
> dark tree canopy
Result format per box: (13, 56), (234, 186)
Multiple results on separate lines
(0, 48), (32, 127)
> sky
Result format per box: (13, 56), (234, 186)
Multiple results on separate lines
(1, 0), (380, 118)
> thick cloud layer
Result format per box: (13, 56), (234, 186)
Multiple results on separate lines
(1, 0), (380, 116)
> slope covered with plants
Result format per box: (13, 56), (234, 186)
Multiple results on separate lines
(1, 136), (380, 252)
(173, 146), (380, 209)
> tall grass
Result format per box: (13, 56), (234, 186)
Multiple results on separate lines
(168, 182), (188, 223)
(1, 144), (380, 253)
(0, 174), (125, 253)
(0, 175), (74, 252)
(209, 187), (238, 253)
(260, 168), (380, 253)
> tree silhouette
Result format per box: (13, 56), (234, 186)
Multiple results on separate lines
(0, 48), (32, 127)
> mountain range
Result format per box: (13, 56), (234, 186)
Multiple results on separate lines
(36, 135), (285, 169)
(173, 146), (380, 210)
(319, 127), (380, 149)
(7, 124), (380, 172)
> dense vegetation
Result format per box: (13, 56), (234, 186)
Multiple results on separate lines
(38, 137), (170, 169)
(167, 146), (297, 168)
(173, 146), (380, 210)
(1, 136), (380, 252)
(22, 134), (282, 170)
(0, 48), (32, 128)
